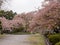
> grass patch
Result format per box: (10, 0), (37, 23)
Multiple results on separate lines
(0, 34), (5, 39)
(28, 34), (46, 45)
(10, 32), (31, 35)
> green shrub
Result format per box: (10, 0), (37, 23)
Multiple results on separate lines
(48, 34), (60, 45)
(55, 42), (60, 45)
(11, 27), (24, 33)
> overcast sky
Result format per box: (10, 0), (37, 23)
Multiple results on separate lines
(2, 0), (44, 14)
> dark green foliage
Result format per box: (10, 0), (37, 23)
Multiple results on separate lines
(0, 10), (17, 20)
(55, 42), (60, 45)
(44, 31), (50, 37)
(11, 25), (24, 33)
(10, 25), (31, 34)
(48, 34), (60, 45)
(0, 21), (2, 30)
(0, 21), (2, 34)
(53, 25), (60, 33)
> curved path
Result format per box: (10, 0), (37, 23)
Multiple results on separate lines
(0, 34), (46, 45)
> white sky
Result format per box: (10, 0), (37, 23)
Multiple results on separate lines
(2, 0), (44, 14)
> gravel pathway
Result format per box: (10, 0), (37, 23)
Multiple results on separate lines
(0, 35), (31, 45)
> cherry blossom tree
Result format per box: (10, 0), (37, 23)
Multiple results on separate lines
(28, 0), (60, 33)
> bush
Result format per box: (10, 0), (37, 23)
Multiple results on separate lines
(55, 42), (60, 45)
(11, 26), (24, 33)
(44, 31), (50, 37)
(48, 34), (60, 45)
